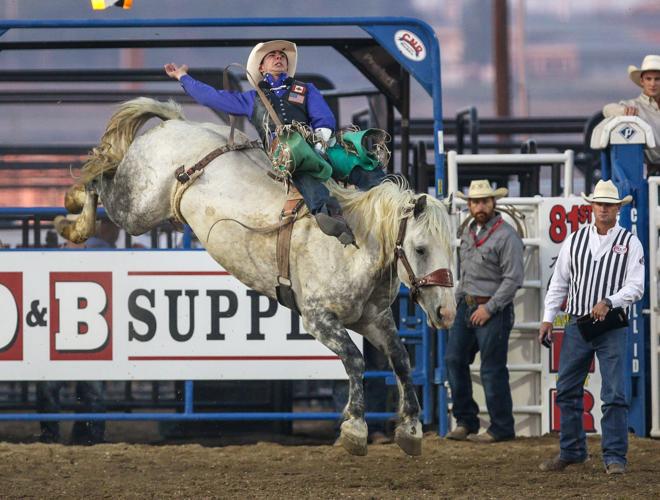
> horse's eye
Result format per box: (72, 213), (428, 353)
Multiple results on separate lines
(415, 247), (425, 256)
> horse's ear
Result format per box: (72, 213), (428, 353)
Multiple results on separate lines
(413, 195), (427, 219)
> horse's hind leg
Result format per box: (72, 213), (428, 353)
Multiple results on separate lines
(352, 309), (422, 456)
(302, 310), (367, 456)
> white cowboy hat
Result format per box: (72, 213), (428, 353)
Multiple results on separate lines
(455, 179), (508, 200)
(246, 40), (297, 88)
(581, 179), (632, 205)
(628, 54), (660, 87)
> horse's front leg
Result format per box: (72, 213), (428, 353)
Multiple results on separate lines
(351, 309), (422, 456)
(302, 309), (367, 456)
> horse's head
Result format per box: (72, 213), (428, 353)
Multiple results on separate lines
(395, 195), (456, 329)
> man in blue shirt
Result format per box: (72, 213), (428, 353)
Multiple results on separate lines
(165, 40), (362, 245)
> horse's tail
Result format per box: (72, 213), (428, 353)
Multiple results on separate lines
(79, 97), (185, 184)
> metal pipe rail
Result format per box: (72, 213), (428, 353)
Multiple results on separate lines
(471, 363), (542, 373)
(0, 411), (396, 422)
(447, 151), (575, 199)
(398, 117), (589, 136)
(446, 402), (543, 415)
(479, 405), (542, 414)
(0, 37), (378, 52)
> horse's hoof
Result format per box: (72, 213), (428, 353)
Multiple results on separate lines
(64, 184), (87, 214)
(54, 215), (73, 237)
(339, 419), (368, 456)
(395, 421), (423, 456)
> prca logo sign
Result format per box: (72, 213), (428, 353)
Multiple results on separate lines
(394, 30), (426, 62)
(617, 125), (637, 142)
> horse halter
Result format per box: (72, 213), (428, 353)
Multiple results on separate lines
(395, 214), (454, 303)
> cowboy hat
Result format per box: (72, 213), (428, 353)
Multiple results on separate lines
(246, 40), (297, 88)
(581, 179), (632, 205)
(628, 54), (660, 87)
(455, 179), (508, 200)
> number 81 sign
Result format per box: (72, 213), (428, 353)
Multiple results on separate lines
(548, 204), (593, 243)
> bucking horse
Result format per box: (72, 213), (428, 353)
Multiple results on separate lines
(55, 97), (456, 456)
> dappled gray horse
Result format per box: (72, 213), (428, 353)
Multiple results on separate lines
(56, 98), (456, 456)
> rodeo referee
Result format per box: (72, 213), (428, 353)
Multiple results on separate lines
(539, 180), (644, 475)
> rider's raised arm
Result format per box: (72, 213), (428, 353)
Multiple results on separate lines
(179, 74), (256, 117)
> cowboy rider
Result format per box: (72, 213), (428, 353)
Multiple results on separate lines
(165, 40), (384, 246)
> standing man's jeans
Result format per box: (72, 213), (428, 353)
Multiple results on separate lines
(557, 318), (628, 466)
(445, 299), (515, 439)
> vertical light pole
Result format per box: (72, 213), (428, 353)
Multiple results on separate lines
(493, 0), (511, 117)
(514, 0), (529, 116)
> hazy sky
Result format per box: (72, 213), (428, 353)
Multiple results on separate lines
(3, 0), (653, 20)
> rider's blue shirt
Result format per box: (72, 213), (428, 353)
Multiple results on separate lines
(179, 72), (336, 131)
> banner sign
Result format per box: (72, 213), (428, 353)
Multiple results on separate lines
(0, 251), (361, 380)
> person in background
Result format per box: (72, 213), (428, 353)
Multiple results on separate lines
(44, 230), (59, 248)
(36, 219), (119, 444)
(538, 180), (644, 475)
(86, 218), (120, 248)
(602, 54), (660, 172)
(445, 180), (524, 443)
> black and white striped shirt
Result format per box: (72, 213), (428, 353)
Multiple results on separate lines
(565, 226), (631, 315)
(543, 224), (645, 322)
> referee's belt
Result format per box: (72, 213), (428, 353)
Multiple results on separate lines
(464, 295), (491, 307)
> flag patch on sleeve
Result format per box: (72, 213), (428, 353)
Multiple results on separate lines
(292, 83), (306, 94)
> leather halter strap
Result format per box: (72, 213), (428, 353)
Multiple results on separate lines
(395, 215), (454, 302)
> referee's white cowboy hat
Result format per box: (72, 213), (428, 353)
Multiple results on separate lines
(246, 40), (297, 89)
(455, 179), (508, 200)
(628, 54), (660, 87)
(581, 180), (632, 205)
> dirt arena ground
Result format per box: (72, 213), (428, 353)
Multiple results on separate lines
(1, 421), (659, 498)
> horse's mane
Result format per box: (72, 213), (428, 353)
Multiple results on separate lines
(80, 98), (185, 184)
(329, 177), (452, 268)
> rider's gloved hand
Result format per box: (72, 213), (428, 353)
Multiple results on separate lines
(314, 127), (335, 154)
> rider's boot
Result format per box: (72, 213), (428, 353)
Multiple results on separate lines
(314, 203), (357, 248)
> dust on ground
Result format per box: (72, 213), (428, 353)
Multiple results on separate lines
(1, 421), (659, 498)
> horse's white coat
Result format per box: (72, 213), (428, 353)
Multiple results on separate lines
(87, 99), (456, 455)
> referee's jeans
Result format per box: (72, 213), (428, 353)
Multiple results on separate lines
(556, 317), (629, 466)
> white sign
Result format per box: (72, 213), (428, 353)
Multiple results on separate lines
(394, 29), (427, 62)
(0, 251), (361, 381)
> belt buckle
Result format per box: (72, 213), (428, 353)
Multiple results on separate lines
(465, 295), (476, 307)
